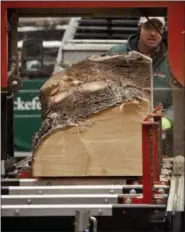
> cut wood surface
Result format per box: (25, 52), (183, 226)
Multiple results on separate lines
(32, 51), (152, 177)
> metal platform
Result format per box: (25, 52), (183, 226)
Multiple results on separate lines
(1, 179), (169, 217)
(1, 168), (184, 232)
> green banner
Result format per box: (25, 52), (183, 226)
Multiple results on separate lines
(14, 79), (45, 152)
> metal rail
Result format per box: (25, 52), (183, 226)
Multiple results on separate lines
(2, 184), (169, 195)
(1, 204), (166, 217)
(2, 193), (168, 205)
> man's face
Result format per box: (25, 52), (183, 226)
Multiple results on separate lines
(140, 19), (164, 49)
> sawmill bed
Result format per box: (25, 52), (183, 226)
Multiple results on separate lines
(1, 158), (184, 232)
(1, 179), (183, 232)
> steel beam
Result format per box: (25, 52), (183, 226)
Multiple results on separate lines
(1, 204), (166, 217)
(2, 184), (169, 195)
(1, 193), (168, 205)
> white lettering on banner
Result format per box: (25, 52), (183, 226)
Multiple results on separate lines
(14, 96), (41, 111)
(154, 73), (166, 79)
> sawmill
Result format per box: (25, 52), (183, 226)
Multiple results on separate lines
(1, 1), (185, 232)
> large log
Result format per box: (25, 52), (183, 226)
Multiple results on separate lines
(32, 51), (152, 177)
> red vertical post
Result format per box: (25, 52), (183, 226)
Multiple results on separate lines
(153, 126), (158, 182)
(142, 123), (153, 204)
(153, 115), (163, 181)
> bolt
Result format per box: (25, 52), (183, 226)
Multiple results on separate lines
(110, 189), (114, 194)
(47, 182), (51, 186)
(12, 80), (18, 86)
(158, 188), (165, 194)
(104, 198), (109, 204)
(38, 190), (43, 194)
(14, 209), (20, 216)
(98, 209), (103, 215)
(130, 189), (136, 194)
(27, 199), (32, 204)
(125, 198), (132, 204)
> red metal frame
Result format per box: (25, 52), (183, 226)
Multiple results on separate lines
(122, 106), (164, 205)
(142, 123), (156, 204)
(1, 1), (185, 88)
(152, 114), (163, 179)
(147, 106), (163, 183)
(168, 4), (185, 86)
(18, 169), (32, 178)
(142, 106), (163, 204)
(122, 106), (168, 204)
(0, 1), (182, 205)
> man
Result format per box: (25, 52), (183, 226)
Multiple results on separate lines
(108, 16), (173, 155)
(108, 16), (173, 131)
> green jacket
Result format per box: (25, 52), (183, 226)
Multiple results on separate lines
(108, 33), (173, 121)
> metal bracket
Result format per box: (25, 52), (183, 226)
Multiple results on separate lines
(7, 56), (23, 93)
(7, 75), (23, 93)
(169, 73), (183, 89)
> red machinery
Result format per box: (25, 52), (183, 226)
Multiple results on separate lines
(1, 1), (185, 87)
(1, 2), (185, 232)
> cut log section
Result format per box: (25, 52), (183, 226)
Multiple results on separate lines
(32, 51), (153, 177)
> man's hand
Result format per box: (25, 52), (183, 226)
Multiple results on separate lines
(162, 117), (172, 131)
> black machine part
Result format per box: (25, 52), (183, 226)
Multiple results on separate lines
(7, 56), (23, 93)
(20, 38), (44, 75)
(7, 75), (23, 93)
(1, 12), (22, 177)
